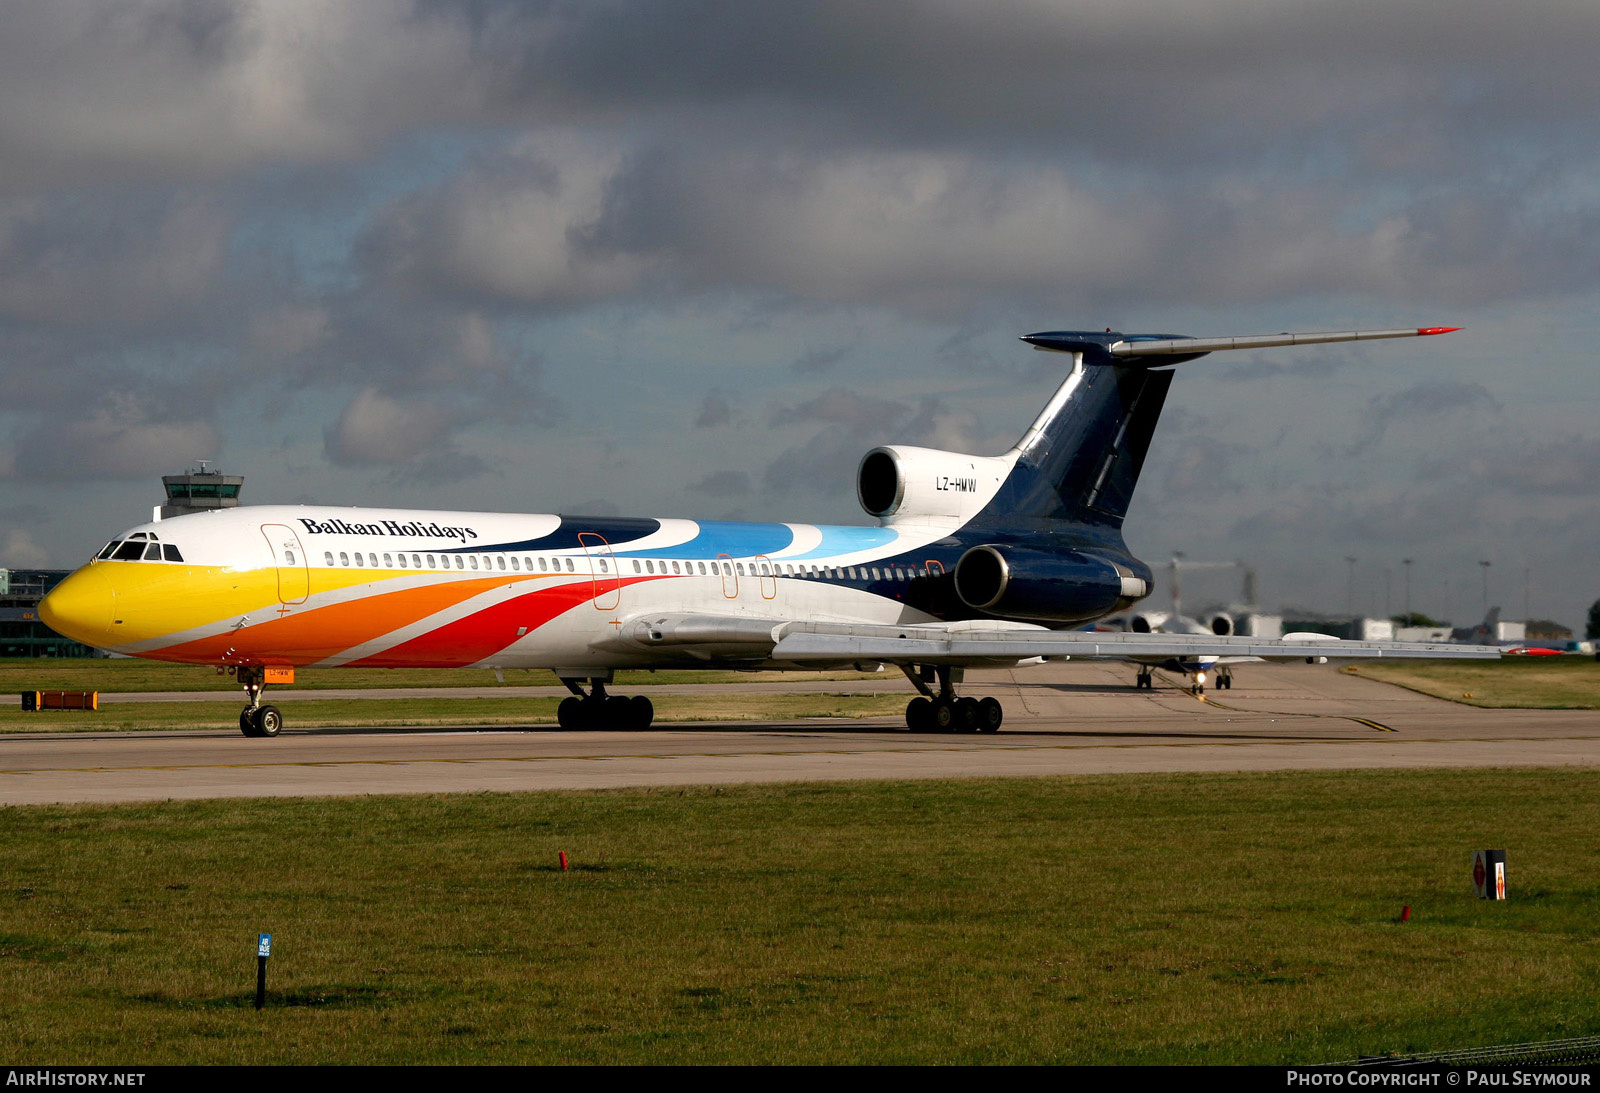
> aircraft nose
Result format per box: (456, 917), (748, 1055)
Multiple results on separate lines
(38, 565), (117, 648)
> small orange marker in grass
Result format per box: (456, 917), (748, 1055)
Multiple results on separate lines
(559, 852), (569, 871)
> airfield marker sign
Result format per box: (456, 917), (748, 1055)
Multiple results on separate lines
(1473, 850), (1507, 900)
(256, 933), (272, 1009)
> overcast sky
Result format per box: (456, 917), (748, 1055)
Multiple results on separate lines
(1, 0), (1597, 628)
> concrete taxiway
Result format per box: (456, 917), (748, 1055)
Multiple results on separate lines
(2, 662), (1596, 805)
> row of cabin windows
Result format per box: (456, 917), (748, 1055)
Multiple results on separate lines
(323, 551), (581, 573)
(95, 532), (184, 563)
(634, 559), (930, 581)
(316, 549), (931, 584)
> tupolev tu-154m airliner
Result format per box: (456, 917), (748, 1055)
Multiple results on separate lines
(39, 325), (1496, 737)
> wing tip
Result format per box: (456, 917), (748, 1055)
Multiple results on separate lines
(1417, 326), (1462, 336)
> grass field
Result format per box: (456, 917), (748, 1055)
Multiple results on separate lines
(0, 693), (906, 734)
(0, 658), (884, 694)
(2, 769), (1598, 1064)
(1349, 656), (1600, 709)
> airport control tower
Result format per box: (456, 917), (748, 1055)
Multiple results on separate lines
(157, 462), (244, 521)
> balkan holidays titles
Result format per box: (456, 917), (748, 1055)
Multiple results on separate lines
(297, 517), (479, 544)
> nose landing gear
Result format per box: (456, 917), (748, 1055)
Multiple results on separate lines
(235, 667), (282, 737)
(901, 665), (1003, 733)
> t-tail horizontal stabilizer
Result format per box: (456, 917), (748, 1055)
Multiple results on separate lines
(1021, 326), (1460, 362)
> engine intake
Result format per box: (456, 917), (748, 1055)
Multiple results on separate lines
(857, 445), (1014, 527)
(954, 544), (1146, 623)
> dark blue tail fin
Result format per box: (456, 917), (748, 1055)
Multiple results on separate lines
(975, 332), (1176, 531)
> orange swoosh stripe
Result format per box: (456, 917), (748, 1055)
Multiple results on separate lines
(154, 575), (534, 665)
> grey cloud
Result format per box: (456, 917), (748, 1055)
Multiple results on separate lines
(1358, 380), (1500, 446)
(762, 391), (985, 497)
(790, 346), (848, 374)
(1419, 435), (1600, 497)
(694, 394), (733, 428)
(3, 398), (220, 482)
(688, 470), (750, 497)
(358, 139), (644, 309)
(0, 3), (495, 190)
(1161, 437), (1244, 495)
(769, 388), (909, 430)
(0, 192), (227, 327)
(323, 387), (466, 466)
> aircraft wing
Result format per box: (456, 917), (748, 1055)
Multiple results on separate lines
(598, 614), (1498, 666)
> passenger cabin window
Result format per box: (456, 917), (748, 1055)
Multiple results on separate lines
(354, 553), (365, 567)
(324, 552), (335, 566)
(564, 558), (575, 572)
(340, 552), (350, 566)
(368, 553), (378, 567)
(455, 556), (463, 569)
(426, 554), (435, 568)
(398, 554), (408, 568)
(412, 554), (422, 568)
(469, 556), (479, 570)
(382, 553), (393, 567)
(285, 550), (298, 564)
(511, 557), (520, 571)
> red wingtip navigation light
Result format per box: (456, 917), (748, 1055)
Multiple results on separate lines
(1417, 326), (1462, 336)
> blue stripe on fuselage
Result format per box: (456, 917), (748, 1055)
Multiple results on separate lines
(785, 525), (901, 560)
(621, 521), (794, 560)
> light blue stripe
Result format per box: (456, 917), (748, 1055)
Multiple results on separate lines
(786, 525), (901, 560)
(620, 521), (795, 560)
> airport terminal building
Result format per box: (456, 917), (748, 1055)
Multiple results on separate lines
(0, 568), (97, 658)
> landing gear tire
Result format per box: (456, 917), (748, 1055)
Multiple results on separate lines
(240, 709), (261, 738)
(908, 693), (1003, 733)
(977, 696), (1003, 733)
(955, 696), (980, 733)
(558, 687), (655, 730)
(1136, 671), (1153, 690)
(252, 705), (282, 737)
(603, 695), (633, 728)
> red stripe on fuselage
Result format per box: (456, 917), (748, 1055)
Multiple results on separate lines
(346, 575), (672, 667)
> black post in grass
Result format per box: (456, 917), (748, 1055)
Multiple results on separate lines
(256, 933), (272, 1009)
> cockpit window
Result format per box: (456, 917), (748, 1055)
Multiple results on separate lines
(162, 544), (183, 562)
(142, 543), (162, 561)
(97, 542), (119, 560)
(113, 540), (147, 560)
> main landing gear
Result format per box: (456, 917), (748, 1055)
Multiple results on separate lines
(556, 678), (655, 730)
(900, 665), (1003, 733)
(1135, 669), (1154, 690)
(236, 667), (282, 738)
